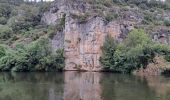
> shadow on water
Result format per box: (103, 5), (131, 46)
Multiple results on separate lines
(0, 72), (170, 100)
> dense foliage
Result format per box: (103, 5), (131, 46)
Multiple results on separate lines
(0, 38), (65, 72)
(94, 0), (170, 10)
(0, 0), (65, 72)
(100, 29), (170, 73)
(82, 0), (170, 10)
(0, 0), (52, 37)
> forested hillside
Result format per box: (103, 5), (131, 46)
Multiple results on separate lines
(1, 0), (170, 74)
(0, 0), (64, 72)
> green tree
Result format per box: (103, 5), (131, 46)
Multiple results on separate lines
(124, 29), (151, 48)
(100, 35), (117, 70)
(100, 29), (157, 73)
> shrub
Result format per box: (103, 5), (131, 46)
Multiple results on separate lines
(164, 20), (170, 26)
(0, 0), (64, 72)
(100, 29), (170, 73)
(0, 37), (65, 72)
(0, 45), (16, 71)
(0, 25), (13, 40)
(0, 3), (11, 18)
(23, 28), (47, 40)
(48, 29), (56, 39)
(38, 2), (51, 13)
(144, 14), (154, 24)
(13, 39), (65, 71)
(0, 45), (6, 58)
(0, 17), (7, 25)
(71, 13), (89, 24)
(7, 4), (42, 32)
(104, 13), (118, 23)
(7, 16), (32, 32)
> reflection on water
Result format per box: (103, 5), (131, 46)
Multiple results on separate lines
(64, 72), (102, 100)
(101, 73), (170, 100)
(144, 76), (170, 96)
(0, 72), (170, 100)
(0, 72), (64, 100)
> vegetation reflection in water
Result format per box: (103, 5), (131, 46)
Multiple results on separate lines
(0, 72), (170, 100)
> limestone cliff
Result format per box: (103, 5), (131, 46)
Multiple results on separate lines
(41, 0), (170, 71)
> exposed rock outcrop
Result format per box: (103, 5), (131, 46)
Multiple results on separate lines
(42, 0), (170, 71)
(64, 17), (121, 71)
(42, 0), (124, 71)
(51, 31), (64, 50)
(151, 28), (170, 44)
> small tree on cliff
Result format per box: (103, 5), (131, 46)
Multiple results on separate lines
(100, 35), (117, 71)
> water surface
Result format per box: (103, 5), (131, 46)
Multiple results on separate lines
(0, 72), (170, 100)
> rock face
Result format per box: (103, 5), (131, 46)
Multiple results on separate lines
(42, 0), (170, 71)
(64, 17), (120, 71)
(42, 0), (123, 71)
(51, 31), (64, 50)
(151, 28), (170, 44)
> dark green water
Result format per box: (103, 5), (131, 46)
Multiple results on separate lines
(0, 72), (170, 100)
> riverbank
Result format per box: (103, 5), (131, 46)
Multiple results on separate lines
(133, 56), (170, 76)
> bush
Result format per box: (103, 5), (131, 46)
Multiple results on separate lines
(18, 4), (41, 26)
(38, 2), (51, 13)
(0, 25), (13, 40)
(48, 29), (56, 39)
(164, 20), (170, 26)
(104, 13), (118, 23)
(0, 45), (6, 58)
(23, 28), (47, 40)
(0, 1), (64, 72)
(7, 16), (32, 32)
(0, 3), (11, 18)
(0, 17), (7, 25)
(100, 29), (170, 73)
(0, 37), (65, 72)
(143, 14), (154, 24)
(14, 40), (65, 72)
(7, 4), (42, 32)
(0, 45), (16, 71)
(71, 13), (89, 24)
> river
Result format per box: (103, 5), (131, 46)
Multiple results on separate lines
(0, 72), (170, 100)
